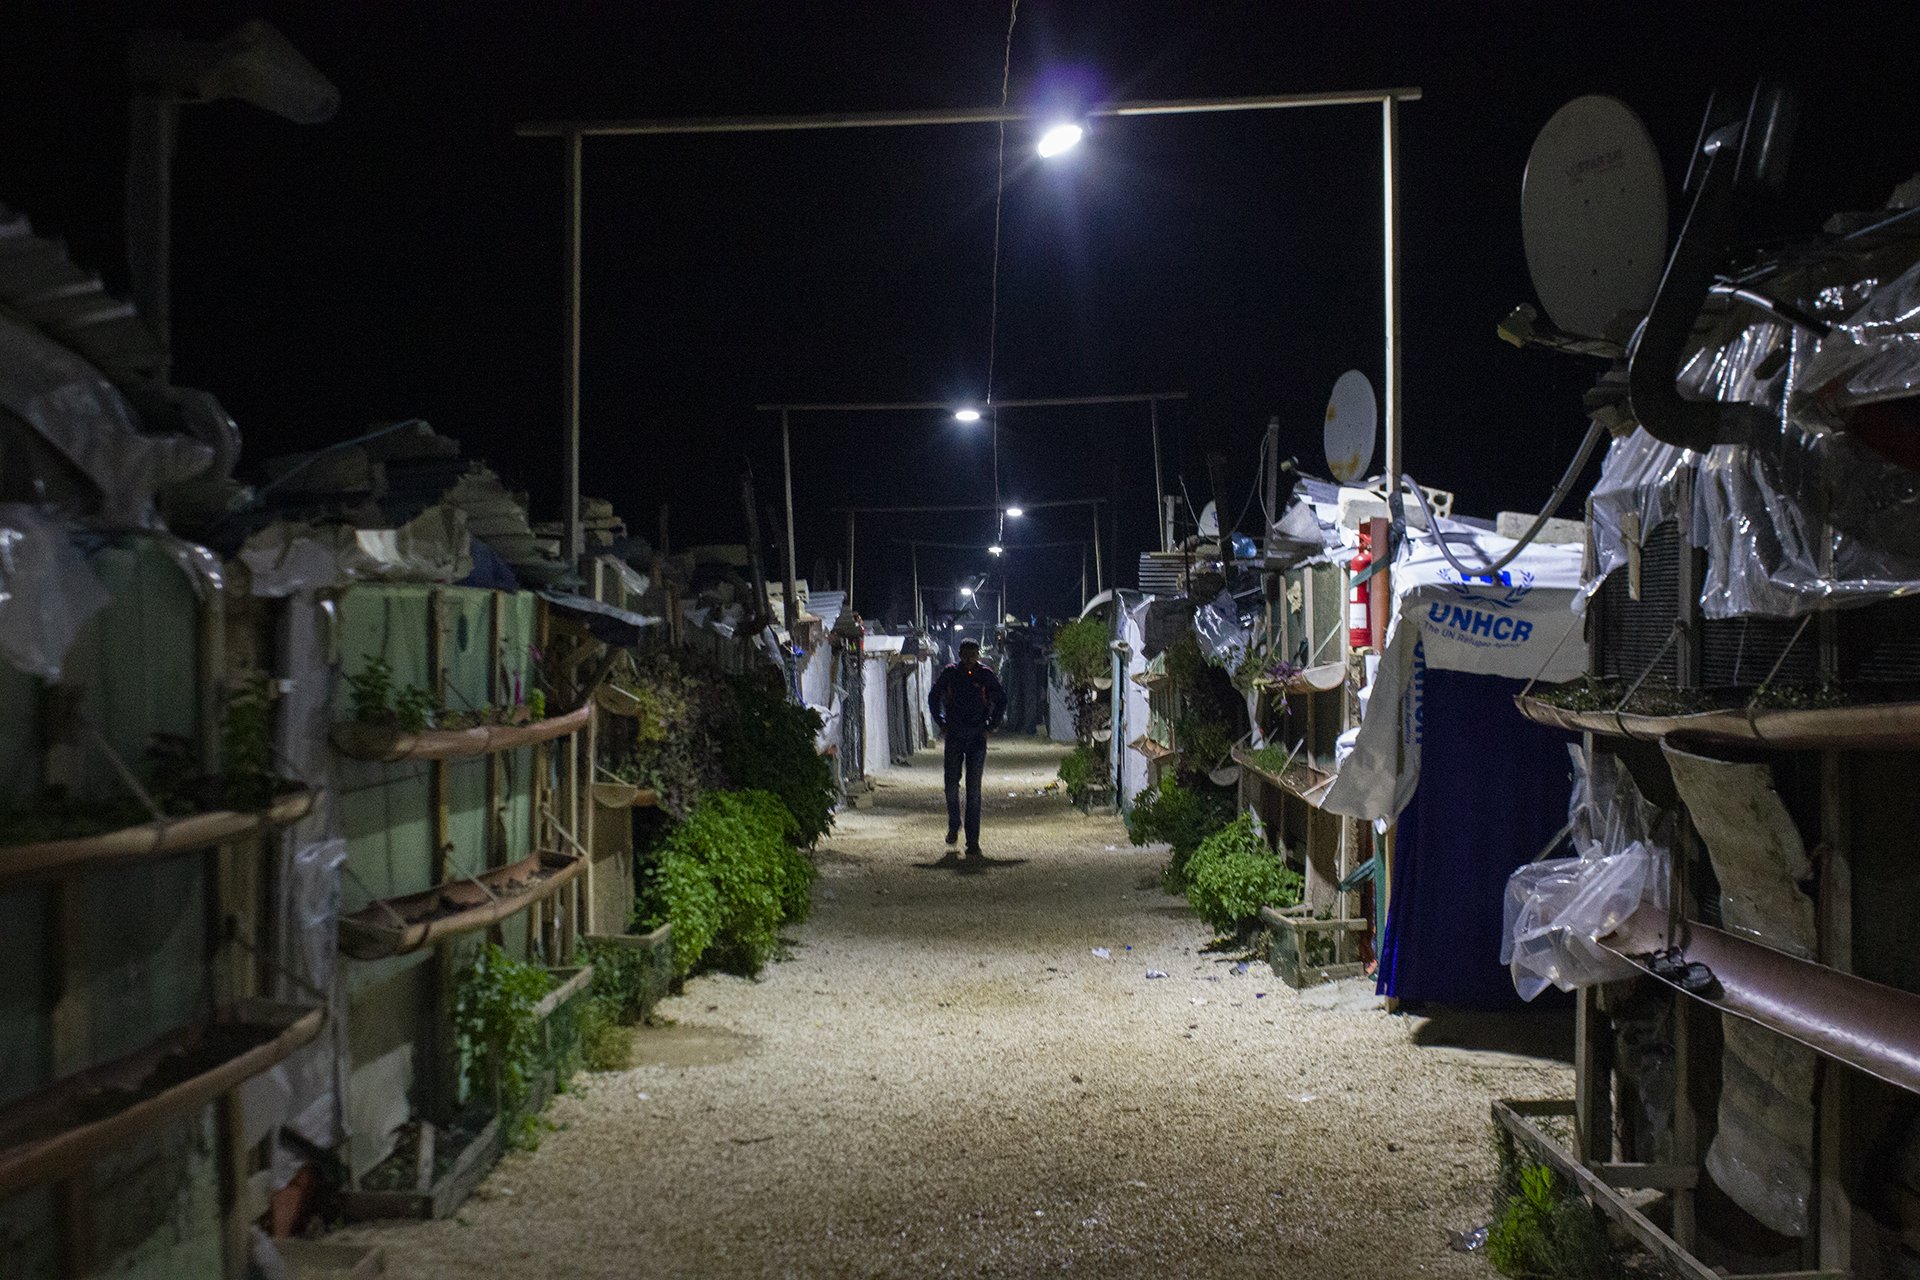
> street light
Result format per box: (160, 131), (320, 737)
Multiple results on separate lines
(1036, 122), (1084, 158)
(954, 407), (982, 423)
(987, 544), (1003, 557)
(1005, 505), (1024, 518)
(960, 586), (975, 598)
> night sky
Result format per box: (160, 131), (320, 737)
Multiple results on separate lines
(5, 1), (1917, 621)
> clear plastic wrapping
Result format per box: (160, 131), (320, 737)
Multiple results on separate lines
(1193, 589), (1251, 667)
(0, 503), (111, 679)
(1502, 748), (1669, 1001)
(1584, 429), (1697, 600)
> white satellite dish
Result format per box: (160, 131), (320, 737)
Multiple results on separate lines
(1522, 95), (1667, 340)
(1323, 370), (1376, 484)
(1197, 500), (1219, 538)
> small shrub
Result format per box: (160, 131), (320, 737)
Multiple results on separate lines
(1052, 617), (1109, 687)
(1183, 814), (1303, 934)
(638, 788), (813, 978)
(1486, 1162), (1615, 1280)
(575, 997), (632, 1071)
(1126, 775), (1234, 891)
(717, 665), (836, 848)
(1058, 745), (1099, 803)
(451, 944), (551, 1121)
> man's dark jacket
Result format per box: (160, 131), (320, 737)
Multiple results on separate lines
(929, 661), (1008, 739)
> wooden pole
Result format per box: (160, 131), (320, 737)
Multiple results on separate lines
(563, 131), (584, 566)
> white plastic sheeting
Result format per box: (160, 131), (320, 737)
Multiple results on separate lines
(0, 504), (110, 679)
(240, 508), (475, 596)
(1322, 522), (1586, 821)
(1503, 747), (1670, 1001)
(0, 310), (213, 527)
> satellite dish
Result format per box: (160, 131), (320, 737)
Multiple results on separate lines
(1197, 501), (1220, 538)
(1323, 370), (1376, 484)
(1522, 95), (1667, 340)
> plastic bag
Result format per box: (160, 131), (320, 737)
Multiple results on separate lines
(0, 504), (111, 679)
(1502, 844), (1665, 1000)
(1193, 589), (1250, 667)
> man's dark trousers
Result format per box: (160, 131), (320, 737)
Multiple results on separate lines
(944, 731), (987, 848)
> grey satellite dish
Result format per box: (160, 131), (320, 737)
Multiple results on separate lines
(1522, 95), (1667, 340)
(1323, 370), (1376, 484)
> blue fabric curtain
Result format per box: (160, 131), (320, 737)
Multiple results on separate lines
(1376, 668), (1575, 1008)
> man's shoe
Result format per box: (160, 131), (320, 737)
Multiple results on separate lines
(946, 828), (959, 846)
(965, 845), (983, 859)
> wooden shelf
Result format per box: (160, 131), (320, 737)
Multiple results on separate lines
(1231, 745), (1338, 809)
(1130, 670), (1169, 690)
(1255, 662), (1347, 696)
(591, 782), (659, 810)
(0, 786), (316, 885)
(1516, 692), (1920, 751)
(1127, 735), (1178, 763)
(338, 850), (586, 960)
(331, 704), (589, 762)
(0, 1000), (324, 1201)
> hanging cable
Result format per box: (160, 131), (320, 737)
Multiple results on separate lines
(984, 0), (1020, 544)
(1400, 420), (1606, 580)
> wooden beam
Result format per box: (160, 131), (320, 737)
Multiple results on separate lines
(1591, 1163), (1698, 1190)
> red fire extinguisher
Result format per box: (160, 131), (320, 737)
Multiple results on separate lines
(1348, 532), (1373, 650)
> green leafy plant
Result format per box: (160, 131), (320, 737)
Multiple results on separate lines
(1058, 745), (1099, 804)
(1183, 813), (1303, 935)
(346, 654), (438, 730)
(1485, 1161), (1616, 1279)
(220, 671), (277, 808)
(574, 997), (632, 1071)
(1125, 775), (1234, 891)
(1052, 617), (1109, 687)
(580, 937), (658, 1023)
(716, 665), (836, 848)
(528, 688), (547, 720)
(637, 788), (813, 978)
(452, 944), (552, 1137)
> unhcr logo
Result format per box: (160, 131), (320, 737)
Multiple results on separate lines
(1426, 602), (1535, 644)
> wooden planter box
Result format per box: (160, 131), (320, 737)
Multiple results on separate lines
(0, 1001), (324, 1201)
(330, 704), (589, 762)
(334, 1115), (503, 1222)
(1260, 905), (1369, 989)
(581, 924), (674, 1019)
(337, 850), (585, 960)
(0, 786), (317, 886)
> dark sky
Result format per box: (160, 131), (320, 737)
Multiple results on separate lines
(5, 1), (1918, 621)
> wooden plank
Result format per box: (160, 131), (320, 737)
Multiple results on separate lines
(1591, 1163), (1697, 1190)
(1494, 1099), (1720, 1280)
(1574, 986), (1607, 1163)
(529, 964), (595, 1022)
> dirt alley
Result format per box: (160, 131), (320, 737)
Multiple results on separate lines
(343, 737), (1571, 1278)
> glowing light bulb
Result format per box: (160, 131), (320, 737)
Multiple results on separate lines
(1037, 122), (1084, 158)
(954, 407), (982, 423)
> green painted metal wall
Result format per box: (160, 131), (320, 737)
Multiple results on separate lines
(0, 540), (222, 1277)
(332, 585), (543, 1180)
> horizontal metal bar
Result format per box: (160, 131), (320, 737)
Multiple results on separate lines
(754, 392), (1187, 412)
(831, 497), (1104, 514)
(896, 538), (1091, 550)
(519, 91), (1420, 138)
(1605, 904), (1920, 1097)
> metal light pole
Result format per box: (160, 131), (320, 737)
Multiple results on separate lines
(781, 408), (799, 637)
(525, 87), (1419, 620)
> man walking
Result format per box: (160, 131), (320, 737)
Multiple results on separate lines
(929, 639), (1007, 857)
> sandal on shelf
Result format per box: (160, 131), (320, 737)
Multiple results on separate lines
(1644, 948), (1721, 998)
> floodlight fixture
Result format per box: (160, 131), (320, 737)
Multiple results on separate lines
(1036, 122), (1084, 158)
(988, 544), (1003, 556)
(1004, 506), (1024, 518)
(960, 586), (975, 598)
(954, 407), (982, 423)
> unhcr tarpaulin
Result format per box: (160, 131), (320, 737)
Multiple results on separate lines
(1322, 523), (1586, 823)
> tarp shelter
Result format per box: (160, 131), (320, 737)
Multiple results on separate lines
(1320, 519), (1586, 1005)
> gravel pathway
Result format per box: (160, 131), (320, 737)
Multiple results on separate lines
(342, 738), (1570, 1278)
